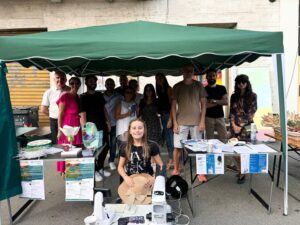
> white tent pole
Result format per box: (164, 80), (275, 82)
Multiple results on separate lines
(274, 53), (289, 215)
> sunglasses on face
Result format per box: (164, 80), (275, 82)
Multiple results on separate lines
(237, 80), (247, 84)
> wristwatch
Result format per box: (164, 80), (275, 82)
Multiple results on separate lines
(212, 99), (217, 104)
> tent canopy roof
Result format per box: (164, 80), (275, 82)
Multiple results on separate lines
(0, 21), (284, 76)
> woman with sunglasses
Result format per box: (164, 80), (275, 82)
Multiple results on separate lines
(115, 86), (137, 146)
(57, 77), (82, 145)
(229, 74), (257, 183)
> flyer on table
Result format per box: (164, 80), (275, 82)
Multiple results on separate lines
(65, 158), (94, 201)
(196, 154), (224, 175)
(240, 153), (268, 174)
(20, 160), (45, 200)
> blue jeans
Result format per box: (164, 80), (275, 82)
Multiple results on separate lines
(161, 113), (174, 160)
(108, 126), (117, 162)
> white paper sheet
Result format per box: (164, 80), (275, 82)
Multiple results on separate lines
(246, 144), (276, 153)
(44, 147), (63, 155)
(234, 145), (258, 154)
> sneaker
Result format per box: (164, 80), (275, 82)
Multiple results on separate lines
(109, 162), (116, 170)
(171, 169), (180, 176)
(99, 169), (111, 177)
(198, 175), (207, 183)
(95, 172), (103, 182)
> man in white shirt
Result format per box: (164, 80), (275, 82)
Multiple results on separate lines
(41, 71), (70, 144)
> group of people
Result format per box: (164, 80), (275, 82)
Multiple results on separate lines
(41, 63), (257, 187)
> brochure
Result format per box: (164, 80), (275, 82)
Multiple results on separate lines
(20, 160), (45, 200)
(196, 154), (224, 175)
(240, 153), (268, 174)
(65, 158), (94, 201)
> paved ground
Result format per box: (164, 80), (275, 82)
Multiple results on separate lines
(1, 143), (300, 225)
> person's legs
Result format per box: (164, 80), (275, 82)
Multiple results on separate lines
(215, 118), (228, 140)
(108, 126), (117, 163)
(190, 126), (207, 182)
(173, 125), (189, 174)
(205, 117), (215, 139)
(96, 130), (111, 177)
(161, 113), (174, 160)
(50, 118), (58, 144)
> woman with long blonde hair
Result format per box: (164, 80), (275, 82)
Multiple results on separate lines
(118, 118), (163, 188)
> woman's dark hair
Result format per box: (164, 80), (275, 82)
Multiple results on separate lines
(69, 76), (81, 86)
(139, 84), (157, 115)
(232, 74), (254, 109)
(155, 73), (170, 97)
(143, 83), (157, 101)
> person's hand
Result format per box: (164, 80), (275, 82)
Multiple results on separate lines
(145, 176), (155, 189)
(57, 131), (62, 141)
(173, 122), (179, 134)
(106, 122), (111, 133)
(233, 125), (242, 134)
(167, 119), (172, 128)
(126, 110), (131, 118)
(124, 175), (134, 187)
(198, 121), (205, 132)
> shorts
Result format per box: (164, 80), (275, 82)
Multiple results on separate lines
(174, 125), (203, 148)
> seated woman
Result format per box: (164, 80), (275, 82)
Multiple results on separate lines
(118, 118), (163, 188)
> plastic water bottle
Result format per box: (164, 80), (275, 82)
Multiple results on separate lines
(250, 123), (257, 141)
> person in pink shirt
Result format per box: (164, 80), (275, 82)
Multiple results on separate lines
(57, 77), (82, 145)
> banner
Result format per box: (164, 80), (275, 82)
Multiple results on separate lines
(65, 158), (94, 201)
(0, 62), (22, 200)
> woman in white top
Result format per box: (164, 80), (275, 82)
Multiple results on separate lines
(115, 87), (138, 143)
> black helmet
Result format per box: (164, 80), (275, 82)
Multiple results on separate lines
(166, 175), (188, 198)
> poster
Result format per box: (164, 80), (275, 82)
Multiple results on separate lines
(240, 153), (268, 174)
(65, 158), (94, 201)
(20, 160), (45, 200)
(196, 154), (224, 175)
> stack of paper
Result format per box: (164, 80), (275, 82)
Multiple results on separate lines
(61, 147), (82, 158)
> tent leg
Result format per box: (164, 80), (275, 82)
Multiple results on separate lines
(7, 199), (13, 225)
(275, 54), (288, 216)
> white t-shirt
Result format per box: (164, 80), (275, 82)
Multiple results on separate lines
(41, 87), (68, 119)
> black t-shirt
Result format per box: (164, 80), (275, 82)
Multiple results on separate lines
(120, 141), (160, 176)
(205, 85), (227, 118)
(79, 91), (106, 130)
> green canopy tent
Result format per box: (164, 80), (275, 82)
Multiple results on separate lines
(0, 21), (288, 214)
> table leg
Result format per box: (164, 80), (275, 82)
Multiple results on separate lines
(277, 155), (282, 187)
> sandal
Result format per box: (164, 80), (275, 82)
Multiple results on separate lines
(237, 175), (246, 184)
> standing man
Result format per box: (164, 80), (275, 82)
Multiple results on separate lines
(128, 79), (143, 105)
(115, 75), (128, 96)
(172, 64), (207, 182)
(205, 69), (228, 139)
(104, 78), (123, 170)
(41, 71), (70, 144)
(80, 75), (111, 182)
